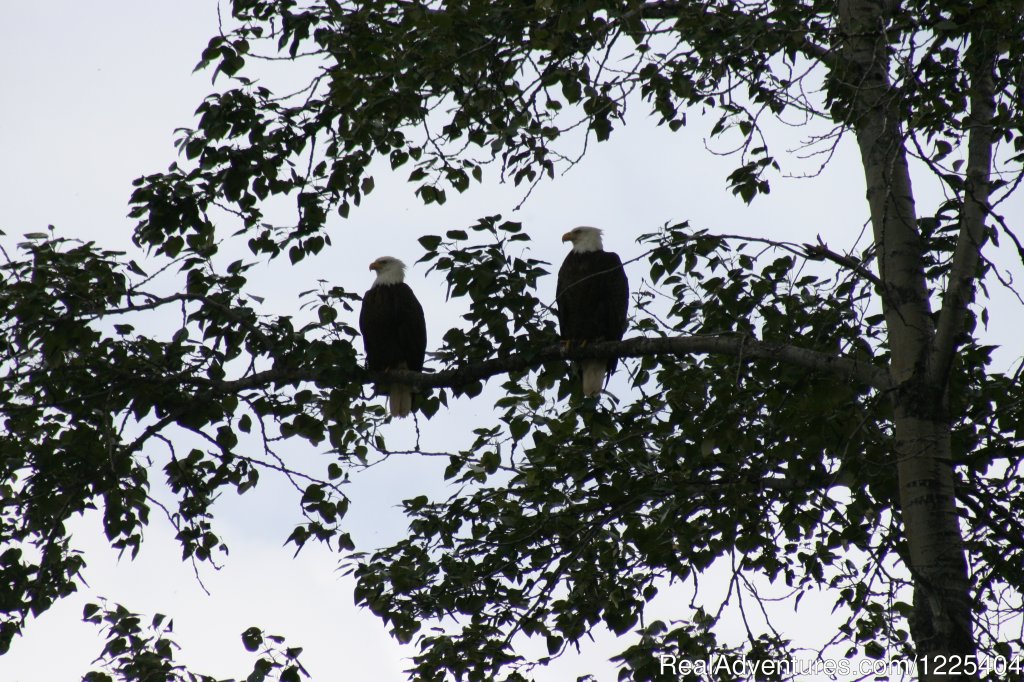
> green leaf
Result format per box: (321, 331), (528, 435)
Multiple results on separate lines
(418, 235), (442, 251)
(241, 627), (263, 652)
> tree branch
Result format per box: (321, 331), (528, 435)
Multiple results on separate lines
(929, 21), (998, 386)
(186, 334), (890, 395)
(802, 237), (884, 290)
(386, 334), (889, 392)
(640, 1), (836, 68)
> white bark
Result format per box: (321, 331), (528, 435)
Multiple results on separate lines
(837, 0), (976, 677)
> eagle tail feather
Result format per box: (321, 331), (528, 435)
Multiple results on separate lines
(581, 360), (606, 397)
(389, 384), (413, 418)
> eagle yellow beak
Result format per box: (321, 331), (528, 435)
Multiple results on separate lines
(369, 260), (380, 271)
(561, 231), (574, 243)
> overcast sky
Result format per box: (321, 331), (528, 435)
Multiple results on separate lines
(3, 3), (1022, 681)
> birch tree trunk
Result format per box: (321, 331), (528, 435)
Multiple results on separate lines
(837, 1), (980, 677)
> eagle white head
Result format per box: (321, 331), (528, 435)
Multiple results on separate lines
(561, 226), (605, 253)
(369, 256), (407, 286)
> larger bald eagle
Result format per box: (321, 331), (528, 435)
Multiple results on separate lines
(557, 227), (629, 397)
(359, 256), (426, 418)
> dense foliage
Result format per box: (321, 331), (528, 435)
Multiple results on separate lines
(3, 1), (1024, 680)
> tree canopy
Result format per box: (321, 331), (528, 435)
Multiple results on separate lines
(3, 1), (1024, 681)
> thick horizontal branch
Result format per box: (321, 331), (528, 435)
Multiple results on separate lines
(158, 334), (892, 399)
(376, 334), (891, 392)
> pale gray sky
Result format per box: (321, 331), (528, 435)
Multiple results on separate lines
(2, 3), (1021, 681)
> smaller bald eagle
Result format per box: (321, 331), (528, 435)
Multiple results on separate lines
(557, 227), (629, 397)
(359, 256), (426, 418)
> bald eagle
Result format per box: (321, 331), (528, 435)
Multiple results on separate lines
(359, 256), (427, 418)
(557, 227), (629, 397)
